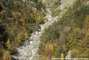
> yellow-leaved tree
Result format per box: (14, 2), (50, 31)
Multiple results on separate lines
(61, 53), (64, 60)
(6, 39), (12, 50)
(2, 51), (11, 60)
(86, 15), (89, 25)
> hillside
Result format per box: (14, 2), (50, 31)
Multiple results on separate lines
(0, 0), (45, 60)
(0, 0), (89, 60)
(39, 0), (89, 59)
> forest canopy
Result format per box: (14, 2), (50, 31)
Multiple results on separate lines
(0, 0), (45, 60)
(39, 0), (89, 59)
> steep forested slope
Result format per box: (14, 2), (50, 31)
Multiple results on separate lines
(0, 0), (45, 60)
(39, 0), (89, 59)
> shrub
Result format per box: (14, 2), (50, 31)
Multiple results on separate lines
(2, 51), (11, 60)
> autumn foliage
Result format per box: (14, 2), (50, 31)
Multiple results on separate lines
(39, 0), (89, 59)
(0, 0), (45, 59)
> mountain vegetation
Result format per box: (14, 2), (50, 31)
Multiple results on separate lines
(39, 0), (89, 59)
(0, 0), (89, 60)
(0, 0), (45, 60)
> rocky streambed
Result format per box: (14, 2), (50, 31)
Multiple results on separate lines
(13, 0), (75, 60)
